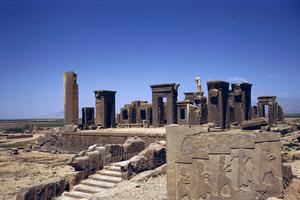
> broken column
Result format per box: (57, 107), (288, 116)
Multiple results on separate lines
(166, 125), (284, 200)
(150, 83), (179, 127)
(207, 80), (229, 129)
(94, 90), (116, 128)
(82, 107), (95, 127)
(64, 71), (79, 125)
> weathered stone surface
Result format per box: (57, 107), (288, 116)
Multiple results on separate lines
(241, 118), (268, 130)
(282, 163), (293, 189)
(166, 125), (283, 200)
(94, 90), (116, 128)
(121, 140), (166, 178)
(64, 71), (78, 125)
(150, 83), (179, 127)
(123, 136), (146, 160)
(67, 137), (146, 179)
(68, 155), (90, 171)
(62, 124), (78, 132)
(15, 178), (67, 200)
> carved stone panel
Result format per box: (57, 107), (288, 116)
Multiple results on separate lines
(166, 125), (283, 200)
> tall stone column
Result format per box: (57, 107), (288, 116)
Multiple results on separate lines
(64, 71), (78, 125)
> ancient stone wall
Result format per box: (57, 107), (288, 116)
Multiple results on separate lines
(48, 130), (165, 153)
(67, 137), (146, 177)
(166, 125), (283, 200)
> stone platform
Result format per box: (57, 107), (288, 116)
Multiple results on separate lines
(56, 128), (166, 153)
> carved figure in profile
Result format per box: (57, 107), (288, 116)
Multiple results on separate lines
(193, 161), (211, 199)
(230, 150), (253, 189)
(217, 156), (232, 197)
(177, 167), (192, 200)
(261, 142), (276, 185)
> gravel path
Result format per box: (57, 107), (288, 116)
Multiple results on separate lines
(90, 175), (167, 200)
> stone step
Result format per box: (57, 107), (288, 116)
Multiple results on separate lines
(73, 184), (106, 194)
(63, 191), (92, 199)
(53, 195), (79, 200)
(97, 169), (123, 177)
(113, 160), (130, 167)
(104, 165), (122, 172)
(90, 174), (122, 183)
(81, 179), (117, 189)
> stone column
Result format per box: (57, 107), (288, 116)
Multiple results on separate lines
(64, 71), (78, 125)
(152, 93), (159, 127)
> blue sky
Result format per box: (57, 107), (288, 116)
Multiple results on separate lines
(0, 0), (299, 119)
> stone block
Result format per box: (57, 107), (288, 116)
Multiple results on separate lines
(166, 125), (283, 200)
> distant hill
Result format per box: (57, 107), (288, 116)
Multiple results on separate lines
(36, 111), (64, 119)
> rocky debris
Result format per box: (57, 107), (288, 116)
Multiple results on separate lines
(266, 122), (300, 135)
(67, 137), (146, 178)
(281, 131), (300, 153)
(282, 163), (293, 189)
(62, 125), (78, 133)
(241, 117), (267, 130)
(291, 150), (300, 161)
(15, 178), (68, 200)
(36, 127), (62, 152)
(9, 148), (19, 155)
(121, 140), (166, 179)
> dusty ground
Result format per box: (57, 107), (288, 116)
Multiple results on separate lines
(0, 137), (72, 200)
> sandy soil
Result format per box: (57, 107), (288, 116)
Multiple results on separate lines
(0, 138), (72, 200)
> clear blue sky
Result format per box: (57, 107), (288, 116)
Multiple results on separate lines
(0, 0), (299, 119)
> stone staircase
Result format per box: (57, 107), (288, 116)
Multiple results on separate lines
(55, 163), (124, 200)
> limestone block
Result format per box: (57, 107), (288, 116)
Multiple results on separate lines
(121, 140), (166, 178)
(166, 125), (283, 200)
(85, 151), (101, 173)
(123, 136), (146, 160)
(67, 156), (90, 171)
(105, 144), (124, 162)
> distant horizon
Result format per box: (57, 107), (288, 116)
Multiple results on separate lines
(0, 0), (299, 118)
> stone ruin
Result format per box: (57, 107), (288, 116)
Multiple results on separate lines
(64, 71), (78, 125)
(94, 90), (116, 128)
(256, 96), (284, 126)
(67, 136), (146, 177)
(81, 107), (95, 129)
(150, 83), (180, 127)
(118, 100), (152, 128)
(166, 125), (284, 200)
(64, 71), (285, 130)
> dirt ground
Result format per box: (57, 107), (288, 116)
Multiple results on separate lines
(0, 137), (72, 200)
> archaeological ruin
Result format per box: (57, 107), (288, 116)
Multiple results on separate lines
(63, 71), (285, 130)
(64, 71), (79, 125)
(15, 71), (297, 200)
